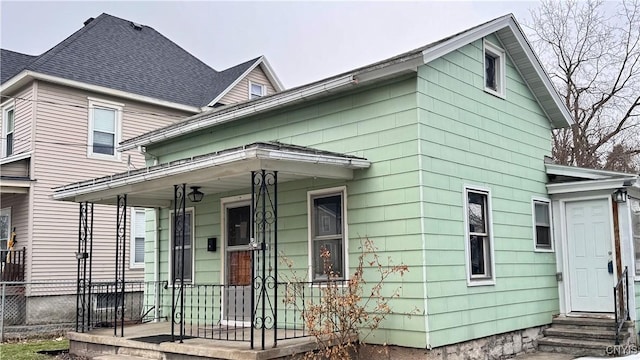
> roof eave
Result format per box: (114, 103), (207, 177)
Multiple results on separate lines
(545, 163), (639, 180)
(1, 70), (202, 114)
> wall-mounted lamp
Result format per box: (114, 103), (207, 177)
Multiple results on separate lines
(188, 186), (204, 203)
(614, 188), (628, 203)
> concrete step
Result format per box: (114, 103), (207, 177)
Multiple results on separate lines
(551, 316), (630, 331)
(543, 326), (628, 341)
(538, 336), (615, 357)
(92, 356), (148, 360)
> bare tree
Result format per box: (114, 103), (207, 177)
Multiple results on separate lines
(527, 0), (640, 172)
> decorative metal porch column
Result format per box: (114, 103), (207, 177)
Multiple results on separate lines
(171, 184), (187, 342)
(250, 170), (278, 350)
(76, 202), (93, 333)
(114, 195), (127, 337)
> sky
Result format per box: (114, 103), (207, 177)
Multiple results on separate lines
(0, 1), (540, 88)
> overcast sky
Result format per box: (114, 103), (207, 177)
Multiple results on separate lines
(1, 1), (540, 88)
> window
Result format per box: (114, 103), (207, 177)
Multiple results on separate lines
(2, 105), (15, 157)
(130, 209), (146, 268)
(484, 41), (506, 97)
(249, 82), (266, 99)
(88, 98), (122, 160)
(533, 199), (553, 251)
(464, 187), (494, 285)
(0, 208), (11, 264)
(308, 188), (347, 281)
(94, 292), (123, 310)
(631, 197), (640, 276)
(170, 209), (194, 283)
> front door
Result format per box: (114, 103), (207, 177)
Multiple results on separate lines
(223, 202), (252, 325)
(566, 199), (614, 313)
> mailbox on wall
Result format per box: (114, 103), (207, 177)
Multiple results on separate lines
(207, 237), (217, 252)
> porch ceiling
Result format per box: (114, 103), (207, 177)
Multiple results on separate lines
(52, 142), (370, 207)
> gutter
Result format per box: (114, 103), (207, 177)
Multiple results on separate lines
(1, 70), (201, 114)
(118, 74), (358, 152)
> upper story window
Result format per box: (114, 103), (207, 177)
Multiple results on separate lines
(464, 186), (495, 286)
(533, 199), (553, 251)
(484, 40), (506, 98)
(308, 187), (347, 282)
(2, 104), (15, 158)
(88, 98), (123, 161)
(249, 82), (266, 100)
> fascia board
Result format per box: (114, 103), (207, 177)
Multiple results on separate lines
(205, 57), (263, 107)
(53, 146), (369, 201)
(546, 163), (638, 179)
(1, 71), (201, 113)
(119, 74), (356, 152)
(259, 56), (285, 91)
(546, 177), (638, 194)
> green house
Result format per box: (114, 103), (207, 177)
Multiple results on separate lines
(54, 14), (640, 359)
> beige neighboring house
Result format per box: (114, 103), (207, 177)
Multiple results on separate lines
(0, 13), (282, 325)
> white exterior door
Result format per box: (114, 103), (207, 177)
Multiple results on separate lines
(566, 199), (614, 313)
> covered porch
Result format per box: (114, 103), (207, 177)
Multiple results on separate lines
(52, 142), (369, 355)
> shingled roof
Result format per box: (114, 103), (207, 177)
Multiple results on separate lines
(1, 13), (266, 108)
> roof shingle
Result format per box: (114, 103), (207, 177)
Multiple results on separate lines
(1, 13), (260, 108)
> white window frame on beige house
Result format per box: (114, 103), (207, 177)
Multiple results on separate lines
(2, 100), (15, 158)
(87, 97), (123, 161)
(248, 81), (266, 100)
(0, 207), (11, 252)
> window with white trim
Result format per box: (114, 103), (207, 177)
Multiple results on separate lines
(88, 99), (122, 160)
(249, 82), (266, 99)
(0, 207), (11, 252)
(170, 209), (194, 283)
(484, 41), (506, 97)
(533, 199), (553, 251)
(309, 188), (346, 281)
(464, 187), (494, 284)
(2, 105), (15, 157)
(131, 209), (146, 268)
(631, 197), (640, 276)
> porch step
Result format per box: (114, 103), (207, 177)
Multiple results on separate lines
(537, 316), (633, 357)
(538, 337), (615, 357)
(92, 356), (147, 360)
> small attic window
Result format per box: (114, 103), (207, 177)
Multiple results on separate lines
(130, 22), (143, 31)
(483, 41), (506, 98)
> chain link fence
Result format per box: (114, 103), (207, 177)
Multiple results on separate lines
(0, 280), (152, 341)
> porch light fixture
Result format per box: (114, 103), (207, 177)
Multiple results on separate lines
(188, 186), (204, 203)
(614, 188), (628, 203)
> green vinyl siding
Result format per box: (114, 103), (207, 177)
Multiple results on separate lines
(143, 32), (560, 350)
(145, 77), (429, 348)
(418, 37), (558, 348)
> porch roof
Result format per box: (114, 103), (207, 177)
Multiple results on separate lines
(545, 163), (638, 194)
(52, 142), (370, 207)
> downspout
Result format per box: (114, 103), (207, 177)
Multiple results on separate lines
(154, 207), (161, 322)
(417, 99), (430, 349)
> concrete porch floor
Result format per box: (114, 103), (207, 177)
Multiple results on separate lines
(68, 322), (323, 360)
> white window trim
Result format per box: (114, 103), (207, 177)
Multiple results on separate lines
(307, 186), (348, 283)
(463, 185), (495, 286)
(87, 97), (123, 161)
(532, 197), (554, 252)
(629, 196), (640, 281)
(130, 208), (146, 269)
(0, 207), (11, 251)
(248, 81), (266, 100)
(168, 207), (195, 285)
(2, 101), (15, 158)
(483, 40), (506, 98)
